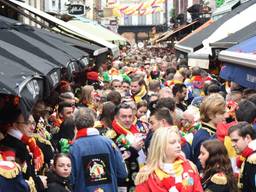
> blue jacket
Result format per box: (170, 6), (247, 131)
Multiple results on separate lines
(70, 134), (127, 192)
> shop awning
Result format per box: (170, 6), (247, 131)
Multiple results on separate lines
(210, 21), (256, 49)
(175, 19), (214, 53)
(0, 55), (44, 118)
(67, 18), (128, 45)
(202, 2), (256, 49)
(156, 20), (200, 43)
(212, 0), (240, 20)
(2, 0), (119, 58)
(174, 0), (256, 54)
(218, 36), (256, 69)
(187, 0), (256, 69)
(219, 35), (256, 89)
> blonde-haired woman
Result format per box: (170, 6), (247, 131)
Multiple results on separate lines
(135, 127), (203, 192)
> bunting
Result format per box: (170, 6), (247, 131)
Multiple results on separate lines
(111, 0), (166, 17)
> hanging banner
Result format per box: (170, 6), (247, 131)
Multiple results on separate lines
(113, 0), (166, 17)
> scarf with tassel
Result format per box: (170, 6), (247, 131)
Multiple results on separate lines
(155, 156), (199, 191)
(8, 129), (44, 171)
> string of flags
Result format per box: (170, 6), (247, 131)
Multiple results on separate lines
(108, 0), (166, 17)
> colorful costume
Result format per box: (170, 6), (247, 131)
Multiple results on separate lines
(135, 157), (203, 192)
(238, 139), (256, 192)
(202, 172), (230, 192)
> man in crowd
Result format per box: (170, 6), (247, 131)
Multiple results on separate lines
(228, 122), (256, 192)
(172, 83), (188, 111)
(70, 107), (127, 192)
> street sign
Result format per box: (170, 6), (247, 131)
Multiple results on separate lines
(68, 4), (85, 16)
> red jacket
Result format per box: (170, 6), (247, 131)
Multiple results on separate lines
(136, 159), (203, 192)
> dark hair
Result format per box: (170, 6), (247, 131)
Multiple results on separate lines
(100, 102), (116, 128)
(228, 121), (256, 139)
(137, 100), (148, 110)
(235, 100), (256, 123)
(58, 101), (74, 114)
(207, 84), (220, 95)
(122, 80), (131, 85)
(151, 107), (173, 126)
(53, 153), (71, 167)
(155, 97), (176, 112)
(172, 83), (186, 96)
(115, 102), (134, 116)
(201, 139), (238, 192)
(58, 117), (76, 140)
(191, 67), (201, 76)
(107, 90), (121, 106)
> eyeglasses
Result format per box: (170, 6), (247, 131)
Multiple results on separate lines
(16, 121), (36, 126)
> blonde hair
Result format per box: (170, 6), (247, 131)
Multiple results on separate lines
(135, 126), (179, 185)
(80, 85), (94, 103)
(200, 93), (225, 123)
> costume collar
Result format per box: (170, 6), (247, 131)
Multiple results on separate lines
(112, 119), (139, 135)
(75, 127), (99, 140)
(7, 128), (23, 140)
(202, 122), (216, 135)
(241, 139), (256, 159)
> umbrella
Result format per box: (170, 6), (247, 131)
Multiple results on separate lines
(0, 55), (44, 119)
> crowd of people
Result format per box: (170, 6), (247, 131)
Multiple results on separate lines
(0, 46), (256, 192)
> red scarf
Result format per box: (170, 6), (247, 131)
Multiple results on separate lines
(75, 127), (99, 140)
(112, 119), (139, 135)
(21, 135), (44, 171)
(237, 140), (256, 168)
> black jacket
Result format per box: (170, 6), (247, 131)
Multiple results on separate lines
(46, 171), (72, 192)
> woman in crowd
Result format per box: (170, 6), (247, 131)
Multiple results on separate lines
(135, 127), (203, 192)
(95, 101), (117, 139)
(136, 100), (148, 120)
(199, 139), (238, 192)
(191, 93), (226, 170)
(47, 153), (73, 192)
(79, 85), (98, 110)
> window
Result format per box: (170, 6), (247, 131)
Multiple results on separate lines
(138, 15), (146, 25)
(152, 12), (160, 25)
(124, 15), (132, 25)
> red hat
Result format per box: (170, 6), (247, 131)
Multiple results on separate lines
(87, 71), (99, 81)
